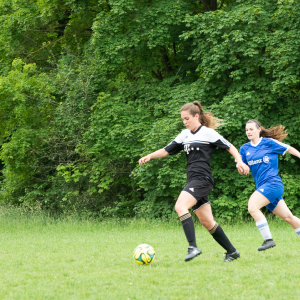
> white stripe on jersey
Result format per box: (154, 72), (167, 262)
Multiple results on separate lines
(183, 140), (210, 144)
(183, 138), (231, 147)
(270, 138), (290, 155)
(173, 127), (231, 146)
(220, 137), (232, 148)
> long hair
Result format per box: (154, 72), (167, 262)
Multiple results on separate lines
(180, 101), (223, 129)
(247, 119), (288, 141)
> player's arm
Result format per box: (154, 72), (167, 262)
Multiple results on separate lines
(237, 164), (245, 175)
(139, 149), (169, 165)
(287, 147), (300, 158)
(226, 145), (250, 175)
(209, 129), (249, 175)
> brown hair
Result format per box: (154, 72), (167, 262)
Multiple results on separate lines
(247, 119), (288, 141)
(181, 101), (223, 129)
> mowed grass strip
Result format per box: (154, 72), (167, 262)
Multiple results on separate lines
(0, 210), (299, 300)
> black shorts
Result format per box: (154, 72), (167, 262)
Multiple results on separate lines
(182, 178), (213, 212)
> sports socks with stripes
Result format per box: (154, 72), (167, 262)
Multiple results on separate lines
(256, 218), (272, 240)
(179, 213), (197, 247)
(209, 223), (236, 254)
(295, 227), (300, 237)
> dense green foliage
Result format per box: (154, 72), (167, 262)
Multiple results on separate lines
(0, 0), (300, 219)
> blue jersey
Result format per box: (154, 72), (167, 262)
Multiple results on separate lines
(240, 137), (290, 187)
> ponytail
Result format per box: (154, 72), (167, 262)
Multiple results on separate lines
(181, 101), (223, 129)
(247, 119), (288, 141)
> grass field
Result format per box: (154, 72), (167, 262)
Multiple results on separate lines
(0, 208), (299, 300)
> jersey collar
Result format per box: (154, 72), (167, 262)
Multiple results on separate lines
(251, 137), (262, 147)
(191, 125), (202, 135)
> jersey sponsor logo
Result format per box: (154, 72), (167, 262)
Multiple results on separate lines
(189, 188), (194, 192)
(184, 144), (191, 154)
(248, 159), (262, 166)
(259, 189), (264, 192)
(248, 156), (271, 166)
(246, 152), (250, 156)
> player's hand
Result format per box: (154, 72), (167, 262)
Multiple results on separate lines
(237, 167), (244, 175)
(238, 162), (249, 175)
(139, 155), (151, 165)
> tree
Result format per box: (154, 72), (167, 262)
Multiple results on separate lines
(0, 0), (299, 219)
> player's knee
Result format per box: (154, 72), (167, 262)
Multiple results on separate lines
(199, 218), (207, 228)
(200, 219), (214, 230)
(282, 215), (293, 224)
(248, 204), (256, 215)
(174, 202), (183, 215)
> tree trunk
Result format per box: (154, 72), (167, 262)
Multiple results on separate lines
(152, 70), (163, 80)
(199, 0), (218, 12)
(161, 47), (173, 74)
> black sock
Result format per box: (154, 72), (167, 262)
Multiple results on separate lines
(180, 213), (197, 247)
(209, 223), (236, 254)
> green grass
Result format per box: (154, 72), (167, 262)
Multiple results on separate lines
(0, 208), (299, 299)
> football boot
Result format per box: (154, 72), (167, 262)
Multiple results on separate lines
(258, 239), (276, 251)
(185, 246), (202, 262)
(222, 250), (240, 262)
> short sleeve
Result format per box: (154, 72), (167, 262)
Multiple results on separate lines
(208, 129), (232, 149)
(269, 138), (290, 155)
(164, 131), (185, 155)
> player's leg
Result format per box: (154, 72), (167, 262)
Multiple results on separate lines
(175, 191), (201, 261)
(195, 203), (240, 262)
(272, 199), (300, 236)
(248, 191), (275, 250)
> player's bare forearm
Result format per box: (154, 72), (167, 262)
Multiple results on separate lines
(287, 147), (300, 158)
(149, 149), (169, 159)
(227, 145), (250, 175)
(139, 149), (169, 165)
(227, 145), (243, 164)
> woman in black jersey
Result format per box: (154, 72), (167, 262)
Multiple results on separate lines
(139, 101), (250, 262)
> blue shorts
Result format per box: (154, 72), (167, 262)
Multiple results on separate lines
(256, 179), (284, 212)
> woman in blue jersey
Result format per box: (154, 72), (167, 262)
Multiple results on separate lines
(139, 101), (250, 262)
(239, 120), (300, 251)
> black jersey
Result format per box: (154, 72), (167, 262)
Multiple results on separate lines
(164, 125), (231, 183)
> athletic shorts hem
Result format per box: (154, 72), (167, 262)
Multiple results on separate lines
(266, 199), (283, 212)
(256, 180), (284, 212)
(193, 201), (211, 212)
(182, 178), (213, 212)
(182, 190), (197, 202)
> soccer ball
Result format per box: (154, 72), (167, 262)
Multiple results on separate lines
(133, 244), (155, 265)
